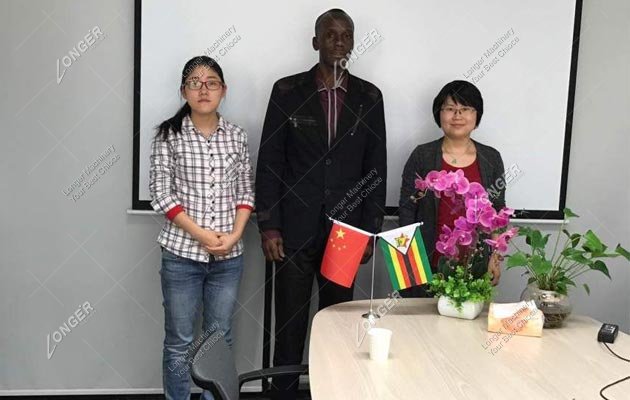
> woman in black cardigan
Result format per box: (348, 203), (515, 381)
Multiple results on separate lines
(398, 80), (506, 297)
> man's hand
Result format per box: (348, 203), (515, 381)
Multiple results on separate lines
(261, 231), (285, 262)
(360, 242), (373, 264)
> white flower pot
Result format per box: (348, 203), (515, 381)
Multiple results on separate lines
(437, 296), (484, 320)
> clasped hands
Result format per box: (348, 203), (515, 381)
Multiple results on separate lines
(198, 230), (240, 257)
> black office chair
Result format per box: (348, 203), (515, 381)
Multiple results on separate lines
(191, 334), (309, 400)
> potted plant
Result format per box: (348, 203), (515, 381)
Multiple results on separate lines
(429, 265), (494, 319)
(413, 170), (518, 319)
(506, 208), (630, 328)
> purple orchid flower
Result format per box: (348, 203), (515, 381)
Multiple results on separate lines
(425, 170), (442, 188)
(452, 169), (471, 195)
(454, 228), (474, 246)
(484, 227), (519, 253)
(465, 182), (488, 200)
(465, 197), (492, 225)
(436, 236), (459, 258)
(454, 216), (475, 232)
(478, 205), (497, 228)
(414, 174), (427, 191)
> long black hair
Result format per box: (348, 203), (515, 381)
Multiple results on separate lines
(155, 56), (225, 140)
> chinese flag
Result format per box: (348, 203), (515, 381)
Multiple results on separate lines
(321, 220), (372, 288)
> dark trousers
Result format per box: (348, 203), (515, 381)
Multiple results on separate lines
(271, 222), (354, 399)
(398, 283), (432, 298)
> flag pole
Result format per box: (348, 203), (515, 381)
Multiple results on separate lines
(362, 236), (380, 320)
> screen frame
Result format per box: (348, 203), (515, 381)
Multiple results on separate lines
(132, 0), (583, 220)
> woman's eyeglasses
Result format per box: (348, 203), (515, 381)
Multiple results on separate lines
(183, 80), (224, 91)
(440, 106), (476, 116)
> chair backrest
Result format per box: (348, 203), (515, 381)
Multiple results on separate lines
(191, 333), (239, 400)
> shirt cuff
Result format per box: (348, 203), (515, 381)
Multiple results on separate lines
(166, 205), (184, 220)
(236, 204), (254, 211)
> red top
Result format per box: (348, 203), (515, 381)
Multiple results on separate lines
(432, 158), (482, 267)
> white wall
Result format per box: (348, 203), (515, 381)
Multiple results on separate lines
(1, 0), (628, 394)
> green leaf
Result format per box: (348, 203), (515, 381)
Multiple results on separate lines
(517, 226), (534, 237)
(590, 260), (611, 279)
(582, 230), (604, 254)
(506, 252), (528, 268)
(562, 230), (581, 248)
(615, 244), (630, 262)
(564, 208), (579, 218)
(570, 234), (581, 248)
(528, 230), (547, 250)
(555, 282), (568, 295)
(542, 260), (553, 275)
(583, 283), (590, 295)
(562, 248), (589, 265)
(530, 255), (552, 275)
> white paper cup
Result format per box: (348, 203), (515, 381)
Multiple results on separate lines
(367, 328), (392, 361)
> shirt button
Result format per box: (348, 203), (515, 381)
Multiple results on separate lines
(324, 189), (331, 196)
(325, 159), (332, 166)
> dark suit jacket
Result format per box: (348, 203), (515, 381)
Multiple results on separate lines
(256, 65), (387, 250)
(398, 137), (505, 272)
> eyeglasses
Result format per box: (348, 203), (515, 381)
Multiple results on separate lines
(440, 106), (476, 116)
(183, 80), (224, 91)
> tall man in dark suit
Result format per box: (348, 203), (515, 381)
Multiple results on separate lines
(255, 8), (387, 399)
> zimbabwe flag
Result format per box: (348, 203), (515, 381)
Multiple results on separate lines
(377, 223), (432, 290)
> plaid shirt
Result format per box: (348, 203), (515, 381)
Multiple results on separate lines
(149, 114), (255, 262)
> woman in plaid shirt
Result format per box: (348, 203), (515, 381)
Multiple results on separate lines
(149, 56), (254, 400)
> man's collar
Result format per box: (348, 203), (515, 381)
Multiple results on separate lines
(315, 65), (348, 92)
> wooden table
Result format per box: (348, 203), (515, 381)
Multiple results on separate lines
(309, 298), (630, 399)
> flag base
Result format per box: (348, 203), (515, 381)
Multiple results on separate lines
(362, 310), (381, 320)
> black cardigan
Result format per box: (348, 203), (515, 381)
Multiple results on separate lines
(398, 137), (506, 272)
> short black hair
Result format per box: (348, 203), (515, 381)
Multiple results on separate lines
(314, 8), (354, 36)
(432, 80), (484, 127)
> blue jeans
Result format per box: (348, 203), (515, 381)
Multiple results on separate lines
(160, 248), (243, 400)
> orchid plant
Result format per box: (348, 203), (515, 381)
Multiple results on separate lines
(412, 170), (517, 304)
(415, 169), (518, 268)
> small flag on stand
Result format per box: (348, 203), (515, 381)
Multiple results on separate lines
(321, 219), (372, 288)
(377, 223), (432, 291)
